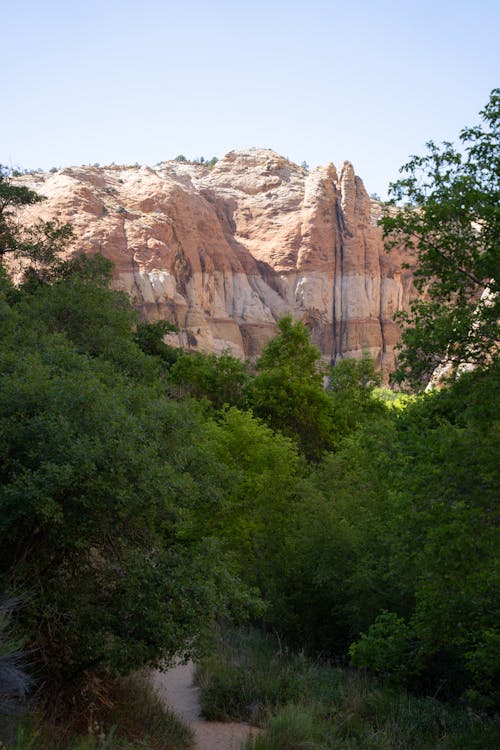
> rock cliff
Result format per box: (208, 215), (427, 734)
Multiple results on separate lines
(14, 149), (416, 370)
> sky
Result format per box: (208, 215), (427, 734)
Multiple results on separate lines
(3, 0), (499, 198)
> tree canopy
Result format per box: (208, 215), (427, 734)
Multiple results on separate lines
(0, 178), (249, 708)
(381, 88), (499, 388)
(247, 316), (336, 460)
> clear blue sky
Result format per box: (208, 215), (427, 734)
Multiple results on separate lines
(3, 0), (499, 197)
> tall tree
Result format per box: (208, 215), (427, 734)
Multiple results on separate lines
(247, 316), (335, 461)
(381, 89), (499, 388)
(327, 352), (386, 444)
(0, 179), (246, 709)
(168, 349), (249, 409)
(0, 166), (41, 256)
(0, 166), (73, 279)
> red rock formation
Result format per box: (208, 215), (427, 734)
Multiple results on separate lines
(13, 149), (416, 370)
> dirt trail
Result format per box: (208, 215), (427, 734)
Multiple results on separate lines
(151, 662), (259, 750)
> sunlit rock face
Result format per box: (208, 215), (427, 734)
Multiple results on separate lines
(14, 149), (416, 370)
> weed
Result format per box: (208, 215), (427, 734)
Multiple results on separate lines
(1, 673), (193, 750)
(197, 625), (499, 750)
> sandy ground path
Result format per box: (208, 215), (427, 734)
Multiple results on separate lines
(151, 663), (259, 750)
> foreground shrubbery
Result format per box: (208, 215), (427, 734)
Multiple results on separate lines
(1, 672), (193, 750)
(0, 261), (249, 706)
(198, 626), (499, 750)
(242, 362), (499, 707)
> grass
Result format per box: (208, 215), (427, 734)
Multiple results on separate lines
(196, 625), (499, 750)
(0, 672), (193, 750)
(196, 624), (343, 725)
(103, 672), (193, 750)
(243, 704), (325, 750)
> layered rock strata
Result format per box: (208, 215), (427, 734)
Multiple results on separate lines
(14, 149), (416, 370)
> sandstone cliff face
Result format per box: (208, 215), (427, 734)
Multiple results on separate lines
(14, 149), (416, 370)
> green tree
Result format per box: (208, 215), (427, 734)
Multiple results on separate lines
(0, 166), (42, 256)
(327, 353), (386, 444)
(134, 319), (180, 367)
(0, 276), (243, 704)
(204, 408), (300, 593)
(264, 412), (403, 654)
(256, 359), (499, 704)
(169, 349), (249, 409)
(255, 315), (323, 375)
(389, 367), (499, 703)
(16, 257), (161, 382)
(381, 89), (499, 388)
(347, 365), (499, 705)
(0, 166), (74, 278)
(0, 192), (248, 708)
(247, 316), (335, 460)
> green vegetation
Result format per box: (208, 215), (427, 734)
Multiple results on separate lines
(134, 319), (180, 367)
(381, 88), (499, 388)
(203, 407), (300, 595)
(247, 315), (338, 460)
(198, 626), (499, 750)
(1, 91), (498, 745)
(0, 267), (243, 694)
(168, 348), (249, 408)
(173, 154), (218, 168)
(4, 673), (193, 749)
(0, 167), (248, 743)
(255, 363), (499, 706)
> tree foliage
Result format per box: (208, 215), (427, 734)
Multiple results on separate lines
(0, 166), (74, 281)
(134, 319), (180, 367)
(204, 408), (300, 592)
(0, 185), (248, 706)
(0, 166), (42, 256)
(247, 316), (336, 460)
(260, 413), (404, 655)
(0, 272), (246, 700)
(268, 364), (499, 704)
(168, 349), (250, 409)
(381, 89), (499, 388)
(327, 352), (386, 444)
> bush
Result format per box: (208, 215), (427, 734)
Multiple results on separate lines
(243, 704), (322, 750)
(197, 625), (498, 750)
(196, 626), (314, 723)
(0, 264), (248, 709)
(3, 672), (193, 749)
(0, 600), (32, 713)
(349, 611), (419, 683)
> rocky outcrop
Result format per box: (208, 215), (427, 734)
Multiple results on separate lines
(13, 149), (416, 370)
